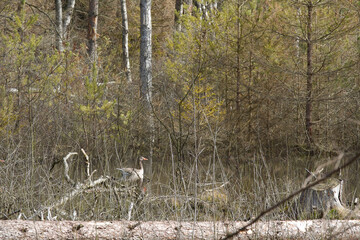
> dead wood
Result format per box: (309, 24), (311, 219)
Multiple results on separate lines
(26, 150), (136, 220)
(0, 220), (360, 239)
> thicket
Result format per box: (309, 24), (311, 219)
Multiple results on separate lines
(0, 0), (359, 222)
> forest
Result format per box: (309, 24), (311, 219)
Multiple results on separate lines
(1, 0), (360, 231)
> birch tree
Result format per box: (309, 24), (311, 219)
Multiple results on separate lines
(87, 0), (98, 64)
(55, 0), (75, 52)
(120, 0), (132, 83)
(62, 0), (75, 40)
(140, 0), (154, 175)
(55, 0), (63, 52)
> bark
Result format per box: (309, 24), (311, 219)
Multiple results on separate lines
(55, 0), (63, 52)
(140, 0), (154, 175)
(1, 220), (360, 239)
(55, 0), (75, 52)
(87, 0), (98, 63)
(236, 0), (242, 111)
(247, 50), (253, 141)
(62, 0), (75, 40)
(305, 2), (313, 145)
(120, 0), (132, 83)
(175, 0), (183, 31)
(140, 0), (152, 103)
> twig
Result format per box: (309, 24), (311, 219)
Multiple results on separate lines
(25, 3), (59, 35)
(221, 152), (360, 240)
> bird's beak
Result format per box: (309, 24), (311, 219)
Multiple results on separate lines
(143, 157), (148, 161)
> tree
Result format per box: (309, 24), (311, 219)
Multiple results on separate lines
(55, 0), (63, 52)
(269, 0), (358, 149)
(62, 0), (75, 40)
(120, 0), (132, 83)
(87, 0), (98, 64)
(55, 0), (75, 52)
(140, 0), (154, 175)
(305, 0), (314, 145)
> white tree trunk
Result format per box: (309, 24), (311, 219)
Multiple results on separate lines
(55, 0), (64, 52)
(140, 0), (152, 104)
(55, 0), (75, 52)
(87, 0), (98, 64)
(140, 0), (154, 175)
(120, 0), (132, 83)
(62, 0), (75, 40)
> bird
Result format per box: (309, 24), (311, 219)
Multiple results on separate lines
(117, 156), (148, 184)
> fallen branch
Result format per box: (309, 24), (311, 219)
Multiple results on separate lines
(221, 152), (360, 240)
(81, 148), (91, 178)
(28, 150), (111, 220)
(63, 152), (78, 186)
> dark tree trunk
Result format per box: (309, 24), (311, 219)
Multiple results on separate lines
(236, 0), (242, 112)
(305, 2), (313, 146)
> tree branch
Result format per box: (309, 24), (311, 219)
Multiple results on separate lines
(63, 152), (78, 186)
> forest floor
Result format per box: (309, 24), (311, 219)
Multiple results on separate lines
(1, 219), (360, 239)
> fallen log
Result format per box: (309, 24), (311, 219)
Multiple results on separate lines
(0, 220), (360, 239)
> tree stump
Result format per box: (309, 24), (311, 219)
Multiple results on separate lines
(299, 177), (360, 219)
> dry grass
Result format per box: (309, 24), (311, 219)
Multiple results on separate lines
(1, 147), (359, 223)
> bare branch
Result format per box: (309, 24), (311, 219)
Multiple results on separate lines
(25, 2), (57, 29)
(81, 148), (90, 178)
(63, 152), (78, 186)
